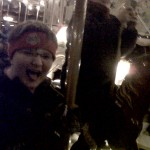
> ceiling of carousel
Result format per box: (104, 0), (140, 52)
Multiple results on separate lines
(0, 0), (150, 77)
(0, 0), (149, 33)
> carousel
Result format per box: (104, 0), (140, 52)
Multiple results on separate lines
(0, 0), (150, 149)
(0, 0), (150, 77)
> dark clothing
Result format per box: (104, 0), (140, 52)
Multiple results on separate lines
(0, 73), (68, 150)
(116, 54), (150, 130)
(113, 54), (150, 149)
(0, 51), (10, 71)
(61, 1), (138, 149)
(0, 31), (10, 72)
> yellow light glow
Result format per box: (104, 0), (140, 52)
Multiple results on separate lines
(36, 5), (40, 11)
(3, 16), (13, 22)
(115, 59), (130, 86)
(56, 26), (67, 45)
(23, 0), (28, 5)
(40, 0), (45, 6)
(28, 5), (32, 10)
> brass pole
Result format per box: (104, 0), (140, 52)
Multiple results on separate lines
(66, 0), (88, 108)
(0, 0), (3, 24)
(63, 1), (88, 149)
(18, 1), (21, 23)
(24, 3), (28, 21)
(49, 0), (55, 30)
(59, 0), (65, 24)
(36, 6), (40, 21)
(43, 0), (46, 23)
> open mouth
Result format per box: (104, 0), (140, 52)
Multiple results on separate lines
(26, 69), (42, 81)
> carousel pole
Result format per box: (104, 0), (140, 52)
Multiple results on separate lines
(59, 0), (65, 24)
(24, 3), (28, 21)
(66, 0), (87, 108)
(0, 0), (3, 24)
(49, 0), (55, 30)
(18, 1), (21, 23)
(43, 0), (46, 23)
(63, 0), (87, 150)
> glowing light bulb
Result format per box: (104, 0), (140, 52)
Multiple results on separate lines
(40, 0), (45, 6)
(115, 59), (130, 86)
(28, 4), (32, 10)
(3, 16), (13, 22)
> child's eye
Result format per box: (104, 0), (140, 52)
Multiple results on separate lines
(40, 54), (53, 60)
(21, 50), (34, 56)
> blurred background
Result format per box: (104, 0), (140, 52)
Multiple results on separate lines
(0, 0), (150, 149)
(0, 0), (149, 79)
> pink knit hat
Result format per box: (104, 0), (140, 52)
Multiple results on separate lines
(8, 31), (58, 59)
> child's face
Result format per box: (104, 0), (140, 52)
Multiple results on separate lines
(10, 48), (54, 93)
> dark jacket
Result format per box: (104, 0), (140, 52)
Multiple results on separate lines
(0, 73), (68, 150)
(115, 54), (150, 138)
(62, 1), (138, 149)
(62, 2), (121, 112)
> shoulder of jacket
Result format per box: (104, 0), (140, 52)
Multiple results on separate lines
(39, 78), (65, 99)
(0, 74), (10, 89)
(50, 83), (64, 98)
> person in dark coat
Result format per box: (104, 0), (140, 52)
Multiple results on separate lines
(114, 52), (150, 149)
(0, 20), (74, 150)
(61, 0), (138, 149)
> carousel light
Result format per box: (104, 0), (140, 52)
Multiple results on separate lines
(56, 26), (67, 45)
(23, 0), (28, 5)
(115, 59), (130, 86)
(8, 0), (12, 2)
(28, 4), (32, 10)
(3, 15), (13, 22)
(40, 0), (45, 6)
(36, 5), (40, 11)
